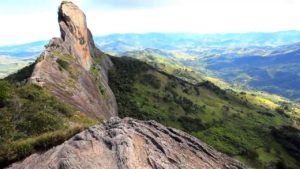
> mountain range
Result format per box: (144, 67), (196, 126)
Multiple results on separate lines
(0, 2), (300, 169)
(1, 32), (300, 102)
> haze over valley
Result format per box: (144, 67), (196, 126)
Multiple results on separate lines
(1, 0), (300, 169)
(2, 31), (300, 102)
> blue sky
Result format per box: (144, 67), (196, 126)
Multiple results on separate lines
(0, 0), (299, 45)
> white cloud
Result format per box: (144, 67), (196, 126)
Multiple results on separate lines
(87, 0), (300, 35)
(0, 0), (299, 45)
(0, 13), (60, 45)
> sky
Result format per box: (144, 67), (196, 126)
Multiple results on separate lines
(0, 0), (299, 45)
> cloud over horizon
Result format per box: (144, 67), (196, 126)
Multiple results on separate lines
(87, 0), (174, 9)
(0, 0), (299, 45)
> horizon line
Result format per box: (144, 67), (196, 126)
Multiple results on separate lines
(1, 30), (300, 47)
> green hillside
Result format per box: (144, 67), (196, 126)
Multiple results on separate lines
(122, 49), (206, 84)
(0, 64), (96, 167)
(122, 46), (300, 103)
(109, 56), (300, 169)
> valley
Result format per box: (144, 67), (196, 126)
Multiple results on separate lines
(109, 56), (300, 168)
(98, 33), (300, 103)
(0, 2), (299, 169)
(2, 32), (300, 102)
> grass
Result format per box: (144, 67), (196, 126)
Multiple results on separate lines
(124, 51), (205, 84)
(0, 122), (92, 168)
(0, 51), (108, 167)
(90, 65), (106, 95)
(56, 58), (69, 70)
(54, 51), (79, 79)
(0, 80), (96, 168)
(108, 56), (300, 169)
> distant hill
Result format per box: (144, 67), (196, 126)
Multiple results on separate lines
(0, 41), (45, 57)
(95, 32), (300, 102)
(0, 41), (44, 78)
(109, 56), (300, 169)
(206, 48), (300, 102)
(1, 31), (300, 101)
(95, 31), (300, 54)
(1, 14), (300, 169)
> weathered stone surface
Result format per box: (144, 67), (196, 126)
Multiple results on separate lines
(7, 118), (247, 169)
(58, 1), (93, 70)
(29, 1), (117, 119)
(8, 2), (247, 168)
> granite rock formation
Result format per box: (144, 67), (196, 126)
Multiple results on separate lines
(6, 2), (248, 169)
(58, 1), (93, 70)
(7, 118), (247, 169)
(29, 1), (117, 119)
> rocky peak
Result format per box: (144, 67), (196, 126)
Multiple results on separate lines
(7, 118), (247, 169)
(58, 1), (93, 70)
(6, 2), (249, 168)
(28, 1), (117, 119)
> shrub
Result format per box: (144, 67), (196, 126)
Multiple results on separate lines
(178, 117), (206, 132)
(0, 126), (86, 168)
(0, 110), (14, 142)
(0, 80), (13, 107)
(56, 58), (69, 70)
(275, 108), (289, 117)
(90, 65), (106, 95)
(240, 92), (246, 95)
(140, 74), (161, 89)
(174, 96), (200, 114)
(5, 63), (35, 82)
(0, 82), (75, 140)
(17, 84), (43, 101)
(272, 126), (300, 160)
(18, 111), (63, 135)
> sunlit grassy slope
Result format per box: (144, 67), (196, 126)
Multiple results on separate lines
(0, 61), (96, 167)
(122, 49), (206, 84)
(122, 48), (291, 105)
(117, 37), (300, 103)
(109, 56), (300, 169)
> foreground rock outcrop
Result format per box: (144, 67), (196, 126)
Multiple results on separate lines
(29, 1), (117, 119)
(6, 2), (248, 169)
(8, 118), (247, 169)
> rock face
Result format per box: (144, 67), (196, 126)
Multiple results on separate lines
(29, 1), (117, 119)
(9, 2), (247, 169)
(8, 118), (247, 169)
(58, 1), (93, 70)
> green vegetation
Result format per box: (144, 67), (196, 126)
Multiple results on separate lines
(109, 56), (300, 169)
(96, 32), (300, 102)
(121, 46), (300, 104)
(54, 52), (79, 79)
(272, 126), (300, 161)
(5, 63), (36, 82)
(205, 56), (300, 103)
(123, 50), (205, 84)
(56, 58), (69, 70)
(0, 80), (96, 167)
(0, 57), (34, 79)
(90, 65), (106, 95)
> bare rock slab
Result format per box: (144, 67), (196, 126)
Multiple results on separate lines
(8, 118), (247, 169)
